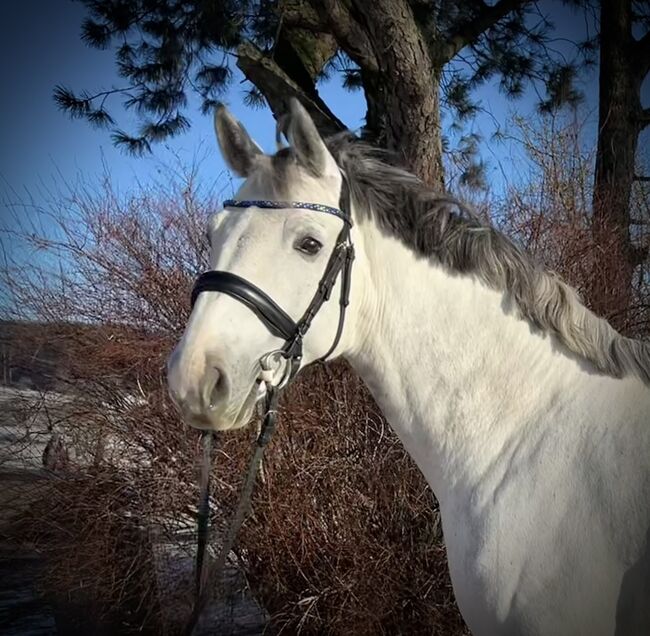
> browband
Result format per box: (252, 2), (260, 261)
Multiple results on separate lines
(222, 199), (351, 226)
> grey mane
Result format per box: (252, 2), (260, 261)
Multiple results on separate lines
(324, 134), (650, 386)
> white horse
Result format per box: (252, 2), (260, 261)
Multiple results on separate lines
(167, 99), (650, 635)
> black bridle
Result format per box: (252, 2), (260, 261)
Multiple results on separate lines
(184, 182), (354, 635)
(191, 180), (355, 380)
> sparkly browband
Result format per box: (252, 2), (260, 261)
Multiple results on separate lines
(222, 199), (352, 225)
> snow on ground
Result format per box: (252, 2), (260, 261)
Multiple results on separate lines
(0, 385), (268, 635)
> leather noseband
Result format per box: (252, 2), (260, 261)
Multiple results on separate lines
(192, 271), (298, 341)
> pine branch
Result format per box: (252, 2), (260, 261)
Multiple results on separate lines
(54, 86), (118, 128)
(242, 86), (266, 109)
(110, 130), (151, 156)
(440, 0), (532, 64)
(87, 108), (115, 128)
(81, 18), (112, 49)
(140, 113), (190, 141)
(53, 85), (92, 118)
(342, 68), (363, 91)
(235, 40), (345, 136)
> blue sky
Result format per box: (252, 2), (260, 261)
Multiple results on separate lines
(1, 0), (643, 232)
(0, 0), (364, 208)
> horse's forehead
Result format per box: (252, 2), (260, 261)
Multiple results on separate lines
(214, 206), (279, 243)
(208, 212), (281, 274)
(236, 154), (334, 203)
(213, 154), (342, 251)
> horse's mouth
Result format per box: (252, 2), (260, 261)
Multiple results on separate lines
(230, 379), (266, 429)
(182, 380), (264, 432)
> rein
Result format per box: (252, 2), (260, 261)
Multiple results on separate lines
(184, 183), (354, 634)
(185, 384), (279, 636)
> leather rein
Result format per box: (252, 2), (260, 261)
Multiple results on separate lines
(184, 182), (354, 634)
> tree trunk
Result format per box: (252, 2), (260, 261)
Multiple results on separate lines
(384, 68), (444, 189)
(350, 0), (444, 188)
(241, 0), (542, 190)
(590, 0), (642, 328)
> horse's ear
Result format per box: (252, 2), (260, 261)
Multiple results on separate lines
(214, 105), (262, 177)
(286, 99), (338, 178)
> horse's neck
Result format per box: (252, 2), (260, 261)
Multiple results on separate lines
(346, 221), (598, 505)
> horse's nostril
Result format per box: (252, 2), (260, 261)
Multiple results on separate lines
(207, 367), (227, 410)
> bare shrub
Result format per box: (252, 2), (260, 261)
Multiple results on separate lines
(1, 162), (465, 634)
(243, 362), (465, 635)
(1, 163), (224, 632)
(494, 112), (649, 337)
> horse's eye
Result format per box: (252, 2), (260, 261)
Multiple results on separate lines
(295, 236), (323, 256)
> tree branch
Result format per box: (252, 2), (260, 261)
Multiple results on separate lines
(440, 0), (531, 64)
(308, 0), (379, 73)
(344, 0), (444, 185)
(634, 30), (650, 74)
(278, 0), (324, 32)
(236, 40), (346, 136)
(634, 174), (650, 182)
(639, 107), (650, 131)
(308, 0), (385, 140)
(631, 243), (650, 266)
